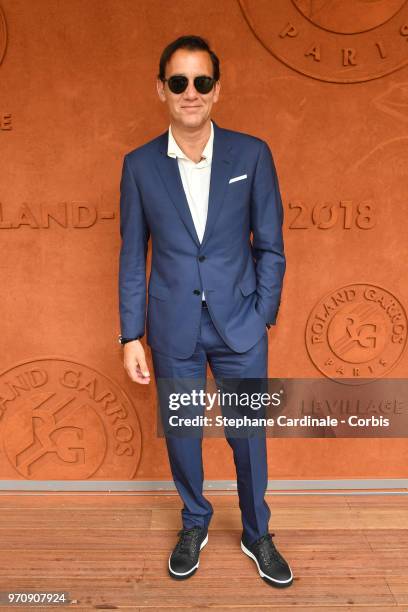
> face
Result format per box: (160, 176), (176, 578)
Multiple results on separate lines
(157, 48), (221, 129)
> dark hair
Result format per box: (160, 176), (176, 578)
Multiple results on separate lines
(158, 35), (220, 82)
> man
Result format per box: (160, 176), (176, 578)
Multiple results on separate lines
(118, 35), (293, 588)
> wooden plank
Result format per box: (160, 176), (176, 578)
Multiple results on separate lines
(144, 542), (408, 578)
(0, 550), (144, 579)
(345, 496), (408, 508)
(387, 577), (408, 606)
(364, 530), (408, 551)
(0, 492), (351, 509)
(348, 509), (408, 529)
(0, 577), (397, 608)
(150, 507), (357, 530)
(0, 509), (152, 529)
(130, 576), (397, 607)
(0, 528), (369, 552)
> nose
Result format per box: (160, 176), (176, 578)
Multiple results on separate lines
(183, 79), (199, 99)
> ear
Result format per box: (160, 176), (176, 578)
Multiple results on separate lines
(213, 80), (221, 103)
(156, 78), (166, 102)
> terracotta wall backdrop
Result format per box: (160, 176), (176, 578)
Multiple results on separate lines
(1, 0), (407, 483)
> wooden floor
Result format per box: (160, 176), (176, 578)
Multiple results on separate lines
(0, 491), (407, 610)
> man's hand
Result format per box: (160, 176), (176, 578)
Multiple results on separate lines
(123, 340), (151, 384)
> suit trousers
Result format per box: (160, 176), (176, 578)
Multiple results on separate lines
(151, 302), (271, 547)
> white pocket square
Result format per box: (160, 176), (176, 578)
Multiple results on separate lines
(229, 174), (247, 184)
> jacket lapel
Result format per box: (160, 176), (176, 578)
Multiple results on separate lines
(155, 120), (234, 249)
(201, 121), (233, 249)
(155, 134), (201, 247)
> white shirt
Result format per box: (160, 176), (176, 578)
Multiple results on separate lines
(167, 120), (214, 301)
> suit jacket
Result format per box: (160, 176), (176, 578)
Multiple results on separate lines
(118, 120), (286, 359)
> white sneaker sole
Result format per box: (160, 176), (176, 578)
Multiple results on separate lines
(240, 540), (294, 587)
(168, 533), (208, 578)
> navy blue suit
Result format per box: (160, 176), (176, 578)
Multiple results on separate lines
(118, 120), (286, 545)
(119, 120), (285, 358)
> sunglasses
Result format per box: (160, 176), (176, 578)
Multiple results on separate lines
(162, 74), (216, 95)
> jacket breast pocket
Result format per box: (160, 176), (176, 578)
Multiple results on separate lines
(148, 279), (170, 301)
(239, 275), (257, 296)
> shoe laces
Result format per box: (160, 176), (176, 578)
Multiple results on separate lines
(253, 532), (287, 567)
(176, 526), (202, 556)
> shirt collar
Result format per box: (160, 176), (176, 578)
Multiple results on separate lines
(167, 120), (214, 163)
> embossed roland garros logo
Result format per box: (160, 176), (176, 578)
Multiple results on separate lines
(0, 6), (7, 67)
(239, 0), (408, 83)
(0, 358), (142, 479)
(306, 283), (407, 378)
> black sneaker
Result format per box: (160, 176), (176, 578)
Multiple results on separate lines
(241, 532), (293, 588)
(168, 526), (208, 580)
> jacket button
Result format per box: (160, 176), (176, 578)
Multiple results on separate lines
(198, 255), (206, 262)
(193, 289), (201, 295)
